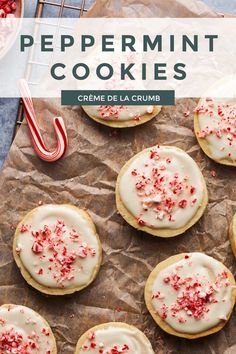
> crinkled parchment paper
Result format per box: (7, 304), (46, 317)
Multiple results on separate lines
(0, 1), (236, 353)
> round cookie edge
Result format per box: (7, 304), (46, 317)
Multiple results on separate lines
(194, 98), (236, 167)
(144, 253), (236, 339)
(74, 322), (154, 354)
(13, 204), (103, 296)
(0, 304), (57, 353)
(116, 145), (208, 237)
(229, 213), (236, 258)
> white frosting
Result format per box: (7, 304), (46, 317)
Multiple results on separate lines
(84, 105), (154, 121)
(151, 253), (232, 334)
(0, 305), (55, 353)
(16, 205), (101, 289)
(119, 145), (205, 229)
(78, 325), (153, 354)
(197, 98), (236, 160)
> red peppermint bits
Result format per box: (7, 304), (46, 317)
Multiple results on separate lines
(81, 340), (130, 353)
(163, 276), (170, 283)
(153, 263), (229, 324)
(110, 344), (130, 353)
(164, 197), (175, 213)
(137, 217), (146, 226)
(31, 240), (43, 254)
(134, 114), (141, 121)
(178, 316), (186, 323)
(42, 328), (50, 336)
(150, 150), (159, 159)
(88, 332), (95, 341)
(160, 304), (168, 320)
(29, 220), (96, 285)
(0, 328), (37, 354)
(37, 268), (43, 275)
(78, 245), (88, 258)
(190, 186), (196, 194)
(178, 199), (187, 208)
(0, 1), (17, 18)
(191, 197), (197, 205)
(221, 271), (228, 279)
(152, 167), (159, 177)
(135, 180), (145, 190)
(194, 105), (209, 114)
(122, 344), (129, 351)
(197, 101), (236, 155)
(20, 224), (30, 233)
(183, 111), (190, 117)
(98, 106), (125, 120)
(70, 229), (80, 241)
(131, 169), (137, 176)
(0, 318), (5, 325)
(90, 248), (96, 256)
(211, 170), (216, 177)
(131, 147), (200, 225)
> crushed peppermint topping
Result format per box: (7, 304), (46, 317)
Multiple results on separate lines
(18, 220), (96, 286)
(183, 111), (190, 117)
(0, 1), (18, 51)
(0, 319), (5, 326)
(98, 106), (151, 121)
(20, 224), (30, 233)
(98, 106), (126, 120)
(152, 256), (230, 324)
(0, 328), (38, 353)
(211, 170), (217, 177)
(196, 99), (236, 158)
(0, 1), (17, 18)
(130, 146), (198, 225)
(81, 331), (130, 353)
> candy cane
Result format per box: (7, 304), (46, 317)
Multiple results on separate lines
(18, 79), (68, 162)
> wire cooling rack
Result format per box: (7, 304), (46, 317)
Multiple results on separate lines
(13, 0), (91, 139)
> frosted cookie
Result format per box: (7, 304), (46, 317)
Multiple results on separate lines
(194, 76), (236, 166)
(82, 105), (161, 128)
(229, 213), (236, 258)
(13, 204), (102, 295)
(116, 145), (208, 237)
(145, 252), (236, 339)
(74, 322), (154, 354)
(0, 304), (57, 353)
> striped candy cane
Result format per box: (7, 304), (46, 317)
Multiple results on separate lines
(18, 79), (68, 162)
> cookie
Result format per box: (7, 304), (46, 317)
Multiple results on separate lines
(229, 213), (236, 258)
(0, 304), (57, 353)
(13, 204), (102, 295)
(145, 252), (236, 339)
(116, 145), (208, 237)
(74, 322), (154, 354)
(82, 105), (161, 128)
(194, 94), (236, 166)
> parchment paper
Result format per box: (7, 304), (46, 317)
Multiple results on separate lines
(0, 1), (236, 353)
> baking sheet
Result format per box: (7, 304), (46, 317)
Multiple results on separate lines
(0, 1), (236, 353)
